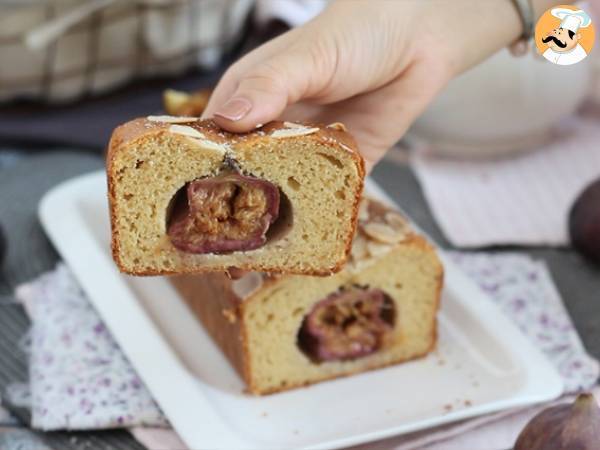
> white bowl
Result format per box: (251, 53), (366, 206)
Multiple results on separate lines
(409, 47), (593, 158)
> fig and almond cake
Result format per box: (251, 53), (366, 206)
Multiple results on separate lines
(107, 117), (365, 276)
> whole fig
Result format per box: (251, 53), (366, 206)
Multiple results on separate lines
(569, 178), (600, 264)
(514, 393), (600, 450)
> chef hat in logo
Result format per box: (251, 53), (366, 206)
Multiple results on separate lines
(551, 8), (592, 33)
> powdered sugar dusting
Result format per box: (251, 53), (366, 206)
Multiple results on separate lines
(231, 272), (263, 299)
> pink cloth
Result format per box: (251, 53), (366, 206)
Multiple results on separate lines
(130, 427), (187, 450)
(412, 116), (600, 247)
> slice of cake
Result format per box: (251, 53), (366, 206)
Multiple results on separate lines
(171, 198), (443, 395)
(107, 117), (365, 276)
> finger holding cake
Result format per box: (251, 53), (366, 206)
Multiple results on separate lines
(107, 117), (365, 276)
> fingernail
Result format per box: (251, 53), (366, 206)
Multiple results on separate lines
(215, 97), (252, 121)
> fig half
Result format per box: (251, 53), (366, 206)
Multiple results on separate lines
(514, 393), (600, 450)
(297, 286), (395, 363)
(569, 177), (600, 264)
(167, 173), (280, 254)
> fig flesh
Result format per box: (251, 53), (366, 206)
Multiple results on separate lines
(297, 286), (395, 362)
(514, 392), (600, 450)
(569, 177), (600, 264)
(168, 173), (280, 254)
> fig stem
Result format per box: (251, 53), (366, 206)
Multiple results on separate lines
(573, 392), (599, 411)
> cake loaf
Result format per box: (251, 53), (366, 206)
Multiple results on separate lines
(171, 198), (443, 395)
(107, 117), (365, 276)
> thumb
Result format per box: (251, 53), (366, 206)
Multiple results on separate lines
(209, 48), (325, 132)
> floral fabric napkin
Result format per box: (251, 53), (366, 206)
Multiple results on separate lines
(449, 251), (598, 392)
(14, 265), (166, 430)
(11, 252), (599, 449)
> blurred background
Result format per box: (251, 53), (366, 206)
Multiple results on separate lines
(0, 0), (597, 153)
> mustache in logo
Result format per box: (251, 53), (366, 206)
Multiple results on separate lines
(542, 35), (567, 48)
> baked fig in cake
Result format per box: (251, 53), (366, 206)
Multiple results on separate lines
(298, 286), (395, 362)
(171, 197), (443, 395)
(167, 172), (280, 254)
(107, 117), (365, 276)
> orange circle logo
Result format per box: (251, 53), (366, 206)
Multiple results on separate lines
(535, 5), (595, 65)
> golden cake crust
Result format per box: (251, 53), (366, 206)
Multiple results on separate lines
(106, 118), (365, 276)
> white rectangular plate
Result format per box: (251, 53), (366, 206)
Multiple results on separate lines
(39, 171), (563, 449)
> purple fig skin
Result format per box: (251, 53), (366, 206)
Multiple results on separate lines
(569, 177), (600, 264)
(514, 393), (600, 450)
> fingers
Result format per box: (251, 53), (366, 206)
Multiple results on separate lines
(211, 46), (331, 132)
(304, 58), (450, 172)
(212, 60), (296, 131)
(202, 23), (335, 133)
(200, 3), (450, 175)
(201, 30), (299, 122)
(203, 57), (294, 132)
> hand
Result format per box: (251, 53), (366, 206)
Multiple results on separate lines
(202, 0), (523, 171)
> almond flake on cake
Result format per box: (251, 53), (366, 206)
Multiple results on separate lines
(271, 126), (319, 139)
(168, 124), (206, 139)
(147, 115), (198, 123)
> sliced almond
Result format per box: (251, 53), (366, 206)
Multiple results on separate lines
(347, 258), (367, 273)
(147, 115), (198, 123)
(231, 272), (263, 299)
(362, 222), (403, 244)
(271, 127), (319, 139)
(221, 308), (237, 324)
(189, 138), (230, 154)
(283, 121), (307, 129)
(350, 235), (368, 261)
(358, 199), (370, 221)
(366, 240), (391, 258)
(168, 124), (206, 139)
(326, 122), (347, 132)
(384, 211), (408, 230)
